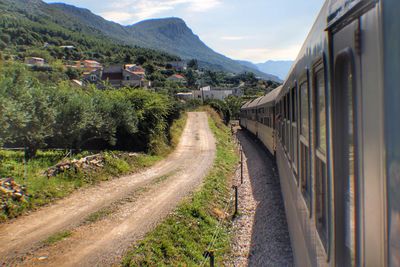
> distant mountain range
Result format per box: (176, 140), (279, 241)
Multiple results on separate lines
(235, 60), (293, 80)
(0, 0), (281, 82)
(256, 60), (293, 80)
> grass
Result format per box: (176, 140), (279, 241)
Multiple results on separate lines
(43, 230), (72, 245)
(85, 206), (116, 224)
(0, 114), (188, 222)
(169, 113), (188, 149)
(121, 109), (239, 266)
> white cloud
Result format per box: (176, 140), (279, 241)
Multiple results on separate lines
(187, 0), (221, 12)
(100, 11), (135, 23)
(220, 36), (249, 41)
(102, 0), (221, 23)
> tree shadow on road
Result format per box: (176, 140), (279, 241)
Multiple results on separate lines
(236, 129), (293, 266)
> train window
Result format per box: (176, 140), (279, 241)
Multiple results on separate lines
(316, 70), (327, 153)
(286, 93), (291, 158)
(313, 64), (328, 251)
(300, 82), (309, 139)
(281, 100), (284, 143)
(299, 80), (311, 208)
(333, 53), (358, 266)
(291, 87), (299, 177)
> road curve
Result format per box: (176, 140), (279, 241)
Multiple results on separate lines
(0, 112), (216, 266)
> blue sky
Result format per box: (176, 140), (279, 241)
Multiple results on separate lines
(44, 0), (325, 62)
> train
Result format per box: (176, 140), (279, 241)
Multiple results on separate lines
(239, 0), (400, 266)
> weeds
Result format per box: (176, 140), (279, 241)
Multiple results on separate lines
(43, 230), (72, 245)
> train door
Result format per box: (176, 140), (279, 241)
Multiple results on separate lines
(331, 19), (362, 267)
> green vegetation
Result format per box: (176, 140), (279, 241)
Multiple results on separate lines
(169, 113), (188, 149)
(0, 111), (187, 222)
(122, 108), (239, 266)
(0, 62), (182, 156)
(0, 0), (179, 67)
(85, 206), (115, 224)
(43, 230), (72, 245)
(0, 149), (159, 222)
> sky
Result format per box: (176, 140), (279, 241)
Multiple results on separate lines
(44, 0), (325, 63)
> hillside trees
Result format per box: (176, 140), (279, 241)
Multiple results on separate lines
(0, 63), (182, 157)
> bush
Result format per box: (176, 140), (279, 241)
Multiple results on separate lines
(0, 62), (182, 155)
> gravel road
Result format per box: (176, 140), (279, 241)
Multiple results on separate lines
(0, 112), (216, 266)
(230, 129), (293, 266)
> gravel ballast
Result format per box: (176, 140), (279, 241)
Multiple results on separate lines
(230, 129), (293, 266)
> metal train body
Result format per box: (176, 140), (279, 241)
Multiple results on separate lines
(240, 0), (400, 266)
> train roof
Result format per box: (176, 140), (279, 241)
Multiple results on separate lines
(241, 100), (253, 109)
(247, 96), (264, 108)
(257, 86), (283, 106)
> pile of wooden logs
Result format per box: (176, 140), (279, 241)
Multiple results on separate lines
(0, 177), (27, 205)
(44, 154), (105, 178)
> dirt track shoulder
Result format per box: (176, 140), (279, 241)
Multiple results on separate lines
(0, 112), (216, 266)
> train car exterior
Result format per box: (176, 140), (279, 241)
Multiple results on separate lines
(254, 86), (282, 155)
(240, 0), (399, 266)
(239, 100), (252, 129)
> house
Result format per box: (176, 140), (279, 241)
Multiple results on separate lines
(192, 86), (241, 101)
(101, 65), (150, 88)
(124, 64), (145, 75)
(25, 57), (45, 66)
(122, 68), (150, 87)
(168, 61), (187, 71)
(82, 69), (103, 85)
(176, 92), (193, 100)
(101, 65), (124, 87)
(82, 60), (102, 72)
(167, 74), (186, 84)
(60, 45), (75, 50)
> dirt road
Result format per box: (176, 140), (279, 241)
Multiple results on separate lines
(0, 112), (216, 266)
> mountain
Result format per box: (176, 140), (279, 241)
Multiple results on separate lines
(236, 60), (260, 70)
(125, 18), (279, 81)
(256, 60), (293, 80)
(0, 0), (280, 81)
(0, 0), (179, 66)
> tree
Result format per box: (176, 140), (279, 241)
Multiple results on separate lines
(65, 67), (80, 80)
(135, 55), (146, 65)
(143, 63), (155, 75)
(0, 63), (55, 157)
(224, 95), (245, 120)
(187, 59), (198, 70)
(186, 69), (197, 88)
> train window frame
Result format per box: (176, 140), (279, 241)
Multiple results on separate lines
(312, 57), (329, 253)
(291, 84), (299, 178)
(285, 93), (291, 157)
(333, 48), (360, 267)
(299, 70), (312, 211)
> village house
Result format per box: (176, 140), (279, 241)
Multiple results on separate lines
(167, 61), (187, 71)
(101, 64), (150, 88)
(101, 65), (124, 87)
(82, 60), (102, 72)
(191, 86), (243, 101)
(24, 57), (45, 66)
(82, 68), (103, 85)
(167, 74), (186, 84)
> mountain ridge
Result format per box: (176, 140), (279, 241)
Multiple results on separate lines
(0, 0), (281, 81)
(46, 2), (281, 81)
(256, 60), (293, 80)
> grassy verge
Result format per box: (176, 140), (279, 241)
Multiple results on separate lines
(0, 114), (188, 222)
(43, 230), (72, 245)
(122, 109), (238, 266)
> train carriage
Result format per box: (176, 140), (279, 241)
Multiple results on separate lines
(240, 0), (400, 266)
